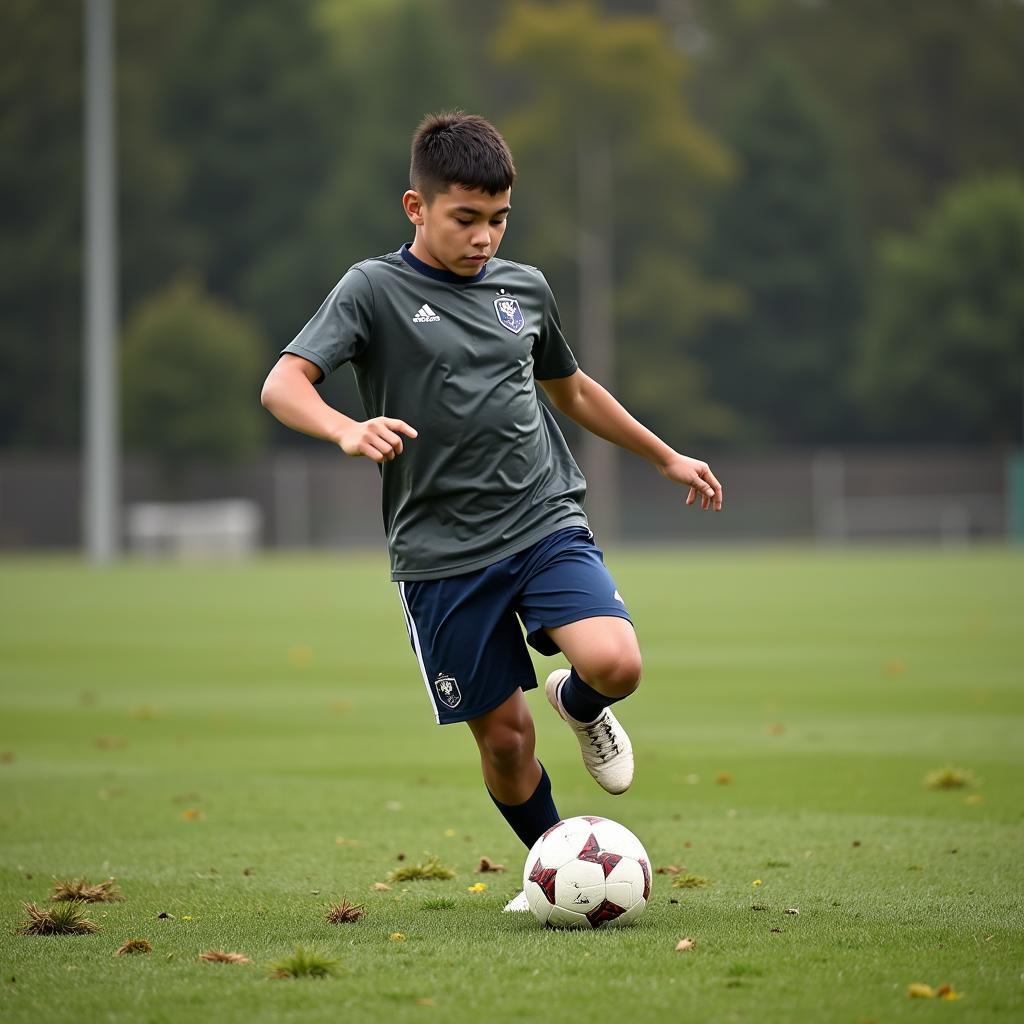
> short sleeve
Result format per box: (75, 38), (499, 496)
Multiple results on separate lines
(531, 276), (578, 381)
(280, 266), (373, 381)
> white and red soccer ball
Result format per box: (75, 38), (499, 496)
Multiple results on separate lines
(523, 815), (651, 928)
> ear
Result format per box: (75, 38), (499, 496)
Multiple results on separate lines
(403, 190), (426, 226)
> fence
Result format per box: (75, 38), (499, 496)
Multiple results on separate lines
(0, 448), (1017, 553)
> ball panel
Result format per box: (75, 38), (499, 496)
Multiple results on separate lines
(526, 859), (559, 905)
(546, 904), (592, 929)
(585, 899), (628, 928)
(525, 886), (553, 924)
(593, 819), (648, 862)
(609, 898), (646, 928)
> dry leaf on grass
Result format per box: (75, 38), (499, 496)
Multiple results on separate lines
(116, 938), (151, 956)
(51, 877), (122, 903)
(476, 857), (506, 873)
(656, 865), (682, 875)
(181, 808), (204, 822)
(784, 907), (800, 915)
(675, 938), (696, 951)
(936, 984), (961, 1001)
(714, 771), (733, 785)
(372, 882), (391, 891)
(907, 983), (935, 999)
(199, 950), (252, 964)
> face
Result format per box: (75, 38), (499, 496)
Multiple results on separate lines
(403, 184), (511, 276)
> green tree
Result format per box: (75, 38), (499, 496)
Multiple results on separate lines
(855, 177), (1024, 444)
(159, 0), (340, 348)
(493, 0), (736, 533)
(122, 280), (268, 479)
(0, 0), (198, 451)
(698, 61), (863, 444)
(0, 0), (81, 450)
(693, 0), (1024, 235)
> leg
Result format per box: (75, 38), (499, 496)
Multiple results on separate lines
(545, 615), (642, 699)
(467, 689), (561, 852)
(543, 617), (638, 795)
(466, 688), (540, 805)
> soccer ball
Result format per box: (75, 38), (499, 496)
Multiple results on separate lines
(522, 815), (651, 928)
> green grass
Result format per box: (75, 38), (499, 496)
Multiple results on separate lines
(0, 546), (1021, 1022)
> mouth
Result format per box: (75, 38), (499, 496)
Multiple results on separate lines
(465, 254), (489, 263)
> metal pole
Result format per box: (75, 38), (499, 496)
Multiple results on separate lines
(83, 0), (120, 562)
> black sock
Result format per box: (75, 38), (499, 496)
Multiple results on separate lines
(559, 667), (624, 724)
(488, 762), (560, 849)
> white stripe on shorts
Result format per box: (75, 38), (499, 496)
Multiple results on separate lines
(397, 582), (440, 724)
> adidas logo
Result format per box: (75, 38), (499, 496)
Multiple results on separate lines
(412, 303), (440, 323)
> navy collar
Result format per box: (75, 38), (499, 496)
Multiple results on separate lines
(400, 243), (487, 285)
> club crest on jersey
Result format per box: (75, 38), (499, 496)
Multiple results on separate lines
(493, 297), (525, 334)
(433, 673), (461, 709)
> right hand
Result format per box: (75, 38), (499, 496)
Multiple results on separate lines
(337, 417), (418, 463)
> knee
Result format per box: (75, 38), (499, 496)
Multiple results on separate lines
(583, 648), (642, 698)
(480, 721), (534, 774)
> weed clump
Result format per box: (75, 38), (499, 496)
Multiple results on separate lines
(51, 877), (122, 903)
(388, 855), (455, 882)
(199, 950), (252, 964)
(422, 896), (456, 910)
(115, 938), (152, 956)
(269, 945), (339, 979)
(671, 874), (712, 890)
(924, 766), (977, 790)
(19, 900), (99, 935)
(325, 899), (365, 924)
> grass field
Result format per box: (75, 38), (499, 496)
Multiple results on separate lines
(0, 546), (1021, 1023)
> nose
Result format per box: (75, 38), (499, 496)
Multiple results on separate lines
(470, 225), (491, 249)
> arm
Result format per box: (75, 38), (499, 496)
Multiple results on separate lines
(261, 354), (417, 464)
(539, 369), (722, 511)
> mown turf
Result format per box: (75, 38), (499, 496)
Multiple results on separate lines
(0, 546), (1021, 1023)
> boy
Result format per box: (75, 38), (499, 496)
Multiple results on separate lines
(260, 112), (722, 911)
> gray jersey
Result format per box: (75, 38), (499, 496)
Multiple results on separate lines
(282, 245), (588, 580)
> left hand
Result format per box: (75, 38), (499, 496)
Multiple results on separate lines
(658, 453), (723, 511)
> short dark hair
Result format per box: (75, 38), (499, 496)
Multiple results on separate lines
(410, 111), (516, 202)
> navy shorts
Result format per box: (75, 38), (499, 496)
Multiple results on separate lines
(396, 526), (632, 725)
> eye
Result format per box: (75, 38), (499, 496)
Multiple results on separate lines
(455, 218), (473, 226)
(491, 218), (507, 226)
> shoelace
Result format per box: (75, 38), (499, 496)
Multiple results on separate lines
(583, 717), (620, 763)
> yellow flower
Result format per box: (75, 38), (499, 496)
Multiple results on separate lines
(181, 915), (193, 921)
(936, 984), (961, 1001)
(752, 879), (763, 887)
(444, 828), (456, 837)
(907, 983), (935, 999)
(389, 932), (406, 942)
(466, 883), (487, 893)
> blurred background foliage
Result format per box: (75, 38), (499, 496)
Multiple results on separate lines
(2, 0), (1023, 460)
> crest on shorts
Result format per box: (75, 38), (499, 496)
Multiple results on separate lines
(493, 297), (525, 334)
(433, 673), (462, 709)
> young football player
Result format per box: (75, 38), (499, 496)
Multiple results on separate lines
(260, 111), (723, 910)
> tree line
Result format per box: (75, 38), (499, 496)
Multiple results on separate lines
(2, 0), (1022, 467)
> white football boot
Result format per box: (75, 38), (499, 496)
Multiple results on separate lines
(545, 668), (634, 795)
(502, 890), (530, 912)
